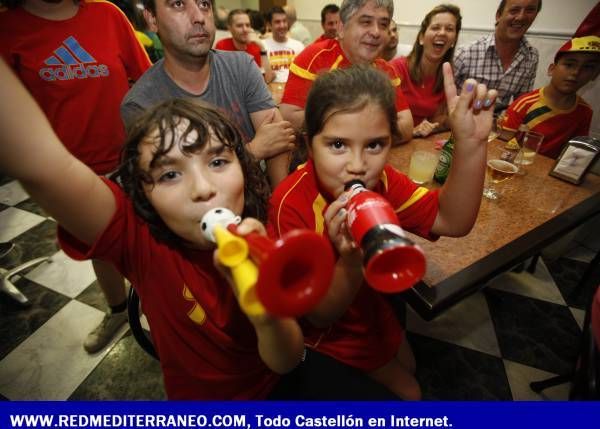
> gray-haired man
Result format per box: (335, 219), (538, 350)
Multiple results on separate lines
(280, 0), (413, 143)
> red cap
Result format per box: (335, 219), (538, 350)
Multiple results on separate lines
(554, 35), (600, 62)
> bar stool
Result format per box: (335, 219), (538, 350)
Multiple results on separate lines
(0, 242), (14, 259)
(0, 241), (49, 306)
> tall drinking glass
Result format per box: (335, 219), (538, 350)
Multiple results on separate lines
(517, 131), (544, 165)
(483, 146), (520, 200)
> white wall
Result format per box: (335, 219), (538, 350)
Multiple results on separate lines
(292, 0), (596, 34)
(217, 0), (259, 11)
(291, 0), (600, 138)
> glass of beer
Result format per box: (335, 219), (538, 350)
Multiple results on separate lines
(483, 148), (519, 200)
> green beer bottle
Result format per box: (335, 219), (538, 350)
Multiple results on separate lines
(434, 134), (455, 184)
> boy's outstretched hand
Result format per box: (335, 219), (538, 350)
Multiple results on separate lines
(443, 62), (498, 147)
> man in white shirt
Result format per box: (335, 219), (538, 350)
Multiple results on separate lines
(283, 4), (312, 46)
(380, 20), (412, 61)
(263, 6), (305, 84)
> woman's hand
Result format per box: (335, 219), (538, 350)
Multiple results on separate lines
(413, 119), (440, 138)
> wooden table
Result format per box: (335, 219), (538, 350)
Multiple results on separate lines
(389, 133), (600, 320)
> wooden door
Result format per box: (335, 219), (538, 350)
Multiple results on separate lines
(259, 0), (286, 12)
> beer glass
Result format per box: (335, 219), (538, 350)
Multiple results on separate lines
(483, 147), (519, 200)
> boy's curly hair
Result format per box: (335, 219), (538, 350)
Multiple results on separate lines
(115, 99), (270, 247)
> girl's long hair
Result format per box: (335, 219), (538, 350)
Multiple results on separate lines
(407, 4), (462, 93)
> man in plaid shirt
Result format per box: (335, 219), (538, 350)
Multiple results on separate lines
(454, 0), (542, 113)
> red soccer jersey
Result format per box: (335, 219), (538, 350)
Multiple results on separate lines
(58, 179), (280, 399)
(391, 56), (446, 126)
(0, 0), (151, 174)
(268, 160), (439, 371)
(214, 37), (262, 67)
(313, 34), (330, 44)
(503, 87), (592, 159)
(281, 39), (409, 112)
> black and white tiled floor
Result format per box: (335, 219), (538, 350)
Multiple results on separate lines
(0, 177), (597, 400)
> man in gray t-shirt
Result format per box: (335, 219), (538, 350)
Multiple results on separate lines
(122, 0), (295, 185)
(122, 50), (270, 143)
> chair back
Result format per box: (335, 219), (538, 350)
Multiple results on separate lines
(127, 287), (159, 360)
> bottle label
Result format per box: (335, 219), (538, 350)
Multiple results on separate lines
(434, 150), (451, 182)
(433, 137), (454, 183)
(346, 191), (399, 244)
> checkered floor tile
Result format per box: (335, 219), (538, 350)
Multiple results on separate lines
(0, 178), (597, 400)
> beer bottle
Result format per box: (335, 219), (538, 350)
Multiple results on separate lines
(434, 134), (455, 184)
(501, 124), (528, 163)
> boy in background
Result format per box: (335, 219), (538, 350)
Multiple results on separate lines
(502, 36), (600, 159)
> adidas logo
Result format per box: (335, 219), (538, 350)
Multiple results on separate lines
(39, 36), (110, 81)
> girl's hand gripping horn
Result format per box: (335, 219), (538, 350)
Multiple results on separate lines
(344, 181), (426, 292)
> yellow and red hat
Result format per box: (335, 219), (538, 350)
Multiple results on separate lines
(555, 35), (600, 62)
